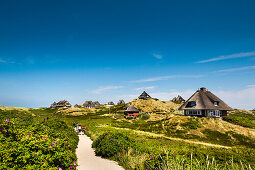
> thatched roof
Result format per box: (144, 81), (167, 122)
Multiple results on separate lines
(125, 105), (139, 112)
(117, 100), (125, 104)
(108, 101), (115, 105)
(138, 91), (151, 99)
(50, 100), (72, 107)
(179, 87), (233, 111)
(172, 95), (185, 102)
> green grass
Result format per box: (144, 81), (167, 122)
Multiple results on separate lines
(223, 111), (255, 128)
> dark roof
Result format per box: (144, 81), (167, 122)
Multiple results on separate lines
(179, 87), (233, 111)
(108, 101), (115, 105)
(138, 91), (151, 99)
(125, 105), (139, 112)
(172, 95), (185, 102)
(117, 100), (125, 104)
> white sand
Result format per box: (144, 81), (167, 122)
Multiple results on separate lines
(76, 135), (124, 170)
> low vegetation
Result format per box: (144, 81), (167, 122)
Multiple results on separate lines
(0, 109), (78, 169)
(223, 110), (255, 128)
(1, 103), (254, 169)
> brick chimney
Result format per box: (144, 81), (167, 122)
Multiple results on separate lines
(200, 87), (206, 92)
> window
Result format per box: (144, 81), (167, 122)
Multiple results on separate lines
(185, 110), (202, 115)
(207, 110), (222, 117)
(187, 101), (196, 107)
(214, 101), (219, 106)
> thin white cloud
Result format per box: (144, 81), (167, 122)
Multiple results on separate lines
(130, 75), (203, 83)
(91, 86), (124, 94)
(135, 86), (156, 91)
(0, 58), (15, 64)
(153, 53), (162, 59)
(247, 85), (255, 88)
(0, 58), (7, 63)
(196, 51), (255, 63)
(215, 65), (255, 73)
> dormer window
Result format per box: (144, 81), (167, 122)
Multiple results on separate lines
(214, 101), (219, 106)
(188, 101), (196, 107)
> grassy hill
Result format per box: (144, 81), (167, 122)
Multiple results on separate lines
(131, 98), (182, 113)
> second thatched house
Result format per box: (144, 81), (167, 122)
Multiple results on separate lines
(83, 101), (100, 108)
(124, 105), (139, 118)
(117, 100), (125, 105)
(172, 95), (185, 102)
(50, 100), (72, 108)
(108, 101), (115, 105)
(179, 87), (233, 118)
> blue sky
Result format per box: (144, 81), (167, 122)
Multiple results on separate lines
(0, 0), (255, 109)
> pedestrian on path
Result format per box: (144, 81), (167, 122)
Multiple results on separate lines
(82, 125), (86, 135)
(78, 125), (82, 134)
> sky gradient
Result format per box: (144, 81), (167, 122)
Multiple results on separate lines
(0, 0), (255, 109)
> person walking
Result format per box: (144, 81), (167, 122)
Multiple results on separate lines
(82, 125), (86, 135)
(78, 125), (82, 135)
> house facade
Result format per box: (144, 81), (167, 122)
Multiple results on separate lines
(179, 87), (233, 118)
(124, 105), (139, 118)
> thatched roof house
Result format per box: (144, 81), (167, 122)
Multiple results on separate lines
(179, 87), (233, 117)
(83, 101), (100, 108)
(50, 100), (72, 108)
(74, 104), (79, 107)
(124, 105), (139, 118)
(138, 91), (151, 99)
(50, 102), (57, 108)
(94, 101), (100, 107)
(172, 95), (185, 102)
(108, 101), (115, 105)
(117, 100), (125, 105)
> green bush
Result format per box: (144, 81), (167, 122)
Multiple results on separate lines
(223, 112), (255, 128)
(0, 110), (79, 170)
(92, 132), (135, 158)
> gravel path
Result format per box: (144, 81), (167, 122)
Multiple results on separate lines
(76, 135), (124, 170)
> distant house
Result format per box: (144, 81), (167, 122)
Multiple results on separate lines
(117, 100), (125, 105)
(83, 101), (100, 108)
(124, 105), (139, 118)
(50, 100), (72, 108)
(179, 87), (233, 118)
(138, 91), (152, 99)
(50, 102), (57, 108)
(172, 95), (185, 102)
(74, 104), (79, 107)
(94, 101), (100, 107)
(108, 101), (115, 105)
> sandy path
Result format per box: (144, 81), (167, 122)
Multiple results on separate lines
(76, 135), (124, 170)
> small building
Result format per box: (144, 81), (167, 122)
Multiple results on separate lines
(108, 101), (115, 105)
(124, 105), (139, 118)
(74, 104), (79, 107)
(172, 95), (185, 102)
(50, 100), (72, 108)
(50, 102), (57, 108)
(117, 100), (125, 105)
(83, 101), (100, 108)
(138, 91), (151, 99)
(94, 101), (100, 107)
(179, 87), (233, 118)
